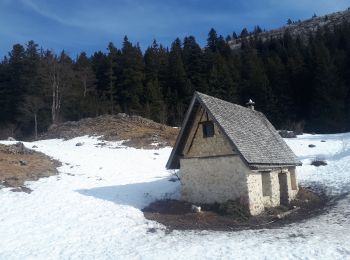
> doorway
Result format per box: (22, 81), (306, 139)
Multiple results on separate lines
(278, 172), (289, 205)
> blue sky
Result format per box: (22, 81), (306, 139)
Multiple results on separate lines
(1, 0), (349, 57)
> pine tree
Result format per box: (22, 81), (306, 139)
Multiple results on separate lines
(91, 51), (110, 115)
(204, 30), (238, 102)
(7, 44), (26, 122)
(0, 57), (12, 123)
(207, 28), (218, 52)
(119, 36), (145, 114)
(240, 28), (249, 38)
(254, 26), (262, 34)
(207, 52), (235, 99)
(143, 40), (166, 122)
(107, 42), (119, 114)
(183, 36), (207, 93)
(167, 38), (188, 125)
(309, 41), (346, 132)
(240, 48), (277, 120)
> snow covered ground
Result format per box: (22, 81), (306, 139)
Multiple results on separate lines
(0, 133), (350, 259)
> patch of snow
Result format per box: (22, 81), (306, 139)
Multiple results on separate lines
(286, 133), (350, 195)
(0, 134), (350, 259)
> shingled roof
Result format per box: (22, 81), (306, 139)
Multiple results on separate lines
(166, 92), (301, 169)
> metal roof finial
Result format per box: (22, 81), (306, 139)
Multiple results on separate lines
(246, 99), (255, 110)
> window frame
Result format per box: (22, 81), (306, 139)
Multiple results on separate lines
(290, 170), (297, 190)
(261, 172), (272, 197)
(202, 121), (215, 138)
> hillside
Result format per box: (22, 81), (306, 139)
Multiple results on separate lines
(229, 8), (350, 49)
(40, 114), (179, 149)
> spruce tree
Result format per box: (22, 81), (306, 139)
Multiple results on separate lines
(183, 36), (207, 93)
(240, 28), (249, 38)
(144, 40), (166, 122)
(167, 38), (188, 125)
(207, 28), (218, 52)
(91, 51), (110, 115)
(0, 57), (12, 123)
(107, 42), (119, 114)
(309, 41), (346, 132)
(7, 44), (26, 123)
(119, 36), (145, 114)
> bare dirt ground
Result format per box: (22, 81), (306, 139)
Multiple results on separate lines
(0, 143), (59, 193)
(143, 187), (329, 232)
(40, 114), (179, 149)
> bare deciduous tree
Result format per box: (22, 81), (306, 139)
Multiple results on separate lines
(76, 52), (96, 98)
(21, 96), (44, 140)
(40, 50), (73, 124)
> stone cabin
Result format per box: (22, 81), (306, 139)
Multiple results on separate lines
(166, 92), (301, 215)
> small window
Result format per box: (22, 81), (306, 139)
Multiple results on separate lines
(202, 121), (214, 138)
(261, 173), (272, 196)
(290, 170), (297, 190)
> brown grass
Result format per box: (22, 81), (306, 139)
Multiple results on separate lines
(40, 114), (179, 149)
(0, 145), (59, 190)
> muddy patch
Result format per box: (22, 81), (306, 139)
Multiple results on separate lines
(143, 187), (331, 232)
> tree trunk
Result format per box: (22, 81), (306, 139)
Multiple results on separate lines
(51, 80), (61, 124)
(83, 75), (87, 97)
(34, 113), (38, 140)
(52, 82), (56, 123)
(110, 75), (114, 114)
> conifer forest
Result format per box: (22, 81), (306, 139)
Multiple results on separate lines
(1, 22), (350, 138)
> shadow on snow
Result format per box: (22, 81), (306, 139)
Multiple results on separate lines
(76, 177), (179, 209)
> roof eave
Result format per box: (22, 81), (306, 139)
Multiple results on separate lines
(249, 162), (302, 170)
(166, 93), (199, 169)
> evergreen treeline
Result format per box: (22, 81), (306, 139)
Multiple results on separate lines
(1, 23), (350, 138)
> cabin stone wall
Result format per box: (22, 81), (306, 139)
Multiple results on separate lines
(180, 156), (250, 204)
(180, 157), (299, 215)
(287, 167), (299, 201)
(261, 170), (281, 207)
(183, 106), (235, 158)
(246, 172), (265, 215)
(247, 167), (299, 214)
